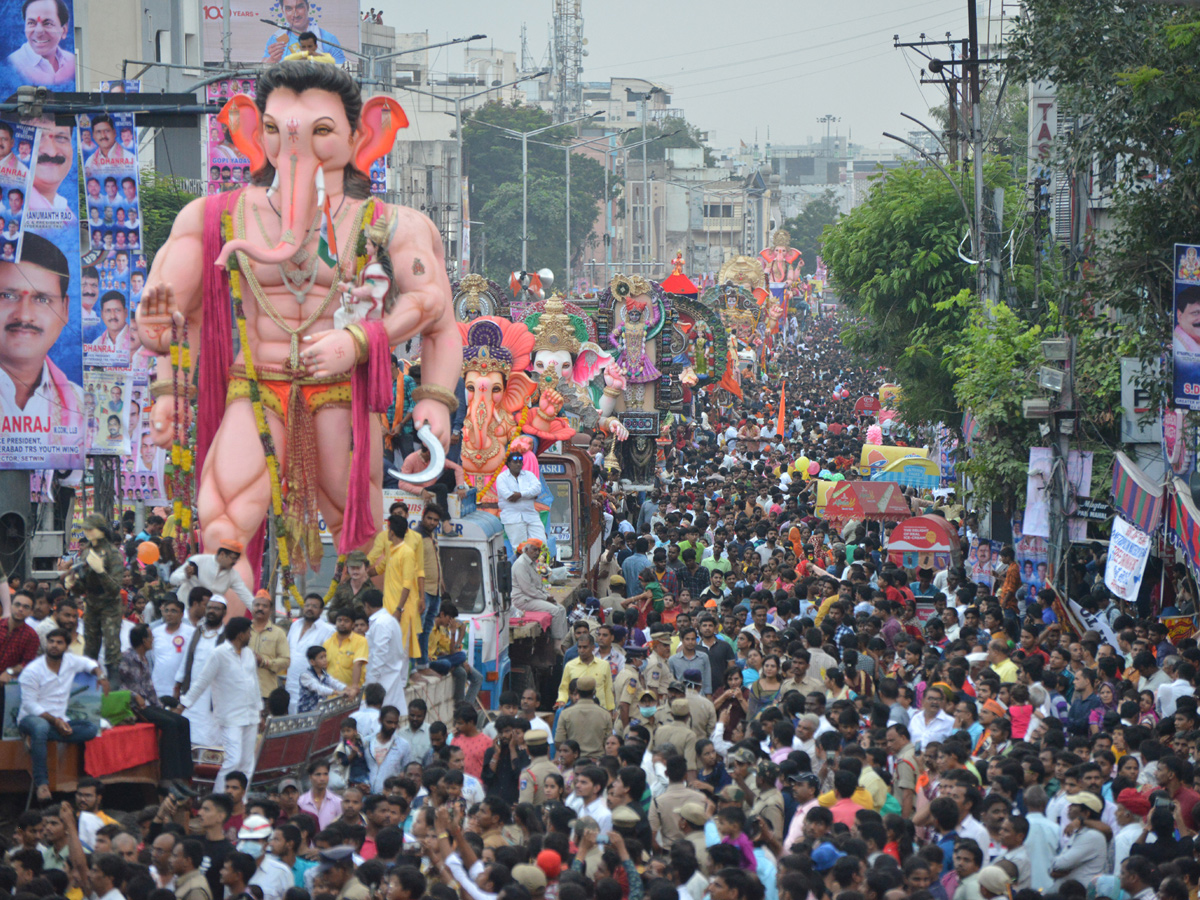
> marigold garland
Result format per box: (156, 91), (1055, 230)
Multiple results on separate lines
(226, 208), (301, 612)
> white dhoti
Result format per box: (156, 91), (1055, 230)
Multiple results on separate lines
(183, 688), (218, 747)
(380, 665), (408, 716)
(214, 722), (258, 793)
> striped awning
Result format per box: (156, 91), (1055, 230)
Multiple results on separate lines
(1169, 479), (1200, 577)
(1112, 451), (1164, 534)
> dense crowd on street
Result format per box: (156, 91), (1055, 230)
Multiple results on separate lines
(1, 314), (1198, 900)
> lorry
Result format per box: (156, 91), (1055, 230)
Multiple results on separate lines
(389, 442), (604, 710)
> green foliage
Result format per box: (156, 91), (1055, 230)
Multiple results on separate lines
(463, 102), (616, 284)
(821, 159), (1022, 427)
(948, 299), (1045, 508)
(781, 189), (840, 277)
(1008, 0), (1200, 416)
(620, 116), (712, 165)
(137, 170), (197, 266)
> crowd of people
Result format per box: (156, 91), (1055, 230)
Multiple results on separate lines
(1, 314), (1197, 900)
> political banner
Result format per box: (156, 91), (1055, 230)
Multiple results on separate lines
(84, 368), (131, 456)
(99, 80), (140, 93)
(125, 371), (167, 506)
(1104, 516), (1153, 601)
(0, 118), (33, 261)
(370, 157), (386, 195)
(0, 118), (83, 469)
(205, 78), (256, 195)
(1174, 243), (1200, 408)
(79, 111), (144, 367)
(0, 0), (76, 99)
(202, 0), (360, 67)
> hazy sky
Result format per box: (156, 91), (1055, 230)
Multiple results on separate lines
(377, 0), (1004, 151)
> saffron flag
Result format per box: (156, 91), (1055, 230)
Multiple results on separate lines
(776, 382), (787, 437)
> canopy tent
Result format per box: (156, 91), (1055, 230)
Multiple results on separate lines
(859, 443), (928, 477)
(821, 481), (912, 524)
(872, 455), (941, 491)
(886, 515), (962, 571)
(854, 396), (881, 415)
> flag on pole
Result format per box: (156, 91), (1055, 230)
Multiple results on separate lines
(776, 381), (787, 436)
(317, 194), (339, 269)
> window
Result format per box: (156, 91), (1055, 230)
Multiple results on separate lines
(547, 481), (575, 557)
(441, 546), (486, 614)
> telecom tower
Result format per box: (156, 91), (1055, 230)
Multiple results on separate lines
(551, 0), (584, 123)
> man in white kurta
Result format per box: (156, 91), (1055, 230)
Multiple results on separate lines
(179, 616), (261, 793)
(285, 595), (335, 714)
(496, 455), (546, 547)
(510, 540), (567, 641)
(363, 591), (408, 715)
(171, 543), (256, 610)
(174, 596), (226, 747)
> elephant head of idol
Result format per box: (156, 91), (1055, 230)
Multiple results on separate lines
(214, 61), (407, 269)
(457, 318), (538, 476)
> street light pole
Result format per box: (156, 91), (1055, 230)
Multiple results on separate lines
(473, 112), (598, 272)
(397, 70), (547, 276)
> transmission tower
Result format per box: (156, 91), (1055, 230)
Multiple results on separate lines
(551, 0), (585, 123)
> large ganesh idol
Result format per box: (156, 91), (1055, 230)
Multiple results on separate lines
(135, 62), (461, 611)
(458, 317), (574, 505)
(526, 295), (627, 438)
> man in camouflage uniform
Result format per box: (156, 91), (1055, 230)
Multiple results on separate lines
(68, 514), (125, 685)
(328, 550), (374, 622)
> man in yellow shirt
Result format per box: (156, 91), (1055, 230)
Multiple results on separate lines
(556, 632), (615, 711)
(988, 639), (1019, 683)
(323, 609), (368, 695)
(367, 500), (424, 590)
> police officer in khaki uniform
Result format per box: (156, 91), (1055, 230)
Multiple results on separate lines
(677, 802), (712, 874)
(650, 698), (699, 775)
(642, 625), (673, 698)
(613, 643), (646, 728)
(554, 675), (612, 761)
(518, 729), (560, 804)
(647, 751), (707, 849)
(676, 668), (716, 740)
(748, 760), (786, 835)
(625, 688), (661, 740)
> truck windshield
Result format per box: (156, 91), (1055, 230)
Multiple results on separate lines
(441, 546), (486, 614)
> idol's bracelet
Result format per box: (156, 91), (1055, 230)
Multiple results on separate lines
(344, 323), (369, 365)
(603, 387), (621, 398)
(149, 380), (197, 399)
(411, 384), (460, 414)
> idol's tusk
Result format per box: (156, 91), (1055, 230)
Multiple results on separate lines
(315, 166), (326, 212)
(266, 170), (280, 200)
(389, 424), (446, 488)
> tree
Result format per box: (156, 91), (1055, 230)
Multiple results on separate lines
(137, 170), (197, 265)
(781, 189), (840, 277)
(820, 158), (1027, 427)
(620, 116), (712, 165)
(462, 102), (615, 286)
(1007, 0), (1200, 409)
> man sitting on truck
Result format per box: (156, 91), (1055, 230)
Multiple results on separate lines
(510, 539), (568, 646)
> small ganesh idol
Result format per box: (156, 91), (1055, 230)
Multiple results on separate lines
(334, 213), (395, 330)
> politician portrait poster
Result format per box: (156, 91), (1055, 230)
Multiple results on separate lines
(0, 0), (75, 98)
(202, 0), (359, 67)
(0, 119), (82, 469)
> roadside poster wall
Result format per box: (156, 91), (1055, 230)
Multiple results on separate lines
(202, 0), (360, 66)
(1173, 242), (1200, 409)
(205, 78), (256, 195)
(0, 118), (83, 469)
(0, 0), (76, 98)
